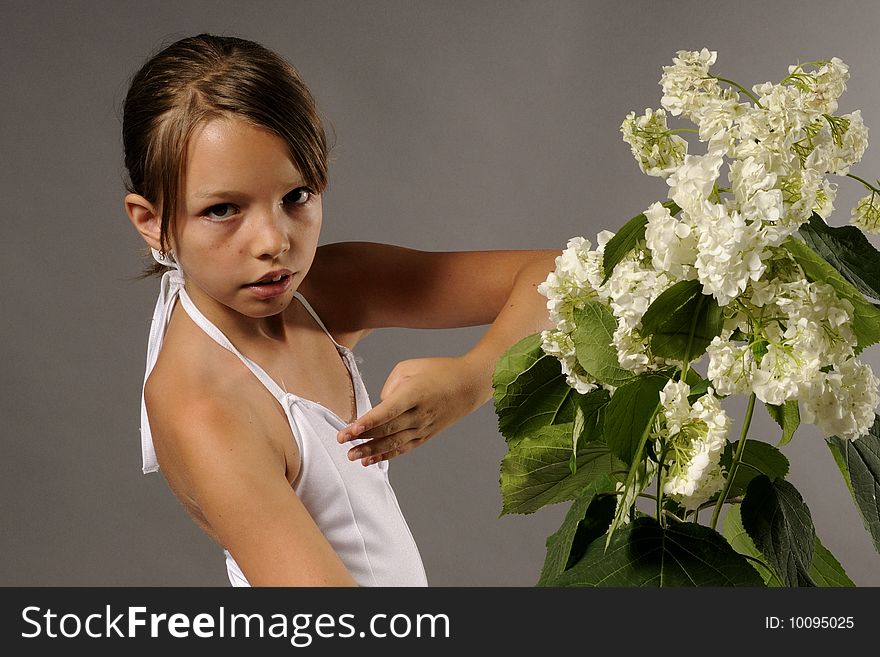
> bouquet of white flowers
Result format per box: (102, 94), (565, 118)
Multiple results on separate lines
(492, 49), (880, 586)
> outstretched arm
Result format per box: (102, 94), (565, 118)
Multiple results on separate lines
(317, 243), (559, 464)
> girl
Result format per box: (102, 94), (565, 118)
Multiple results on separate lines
(124, 33), (557, 586)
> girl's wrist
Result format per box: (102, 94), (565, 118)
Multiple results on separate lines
(458, 350), (496, 412)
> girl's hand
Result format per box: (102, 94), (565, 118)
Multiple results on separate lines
(336, 356), (487, 466)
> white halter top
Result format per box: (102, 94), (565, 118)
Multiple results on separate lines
(139, 250), (427, 586)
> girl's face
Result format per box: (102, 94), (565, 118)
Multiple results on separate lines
(172, 117), (323, 326)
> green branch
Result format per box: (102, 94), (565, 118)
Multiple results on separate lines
(712, 76), (763, 107)
(710, 392), (757, 530)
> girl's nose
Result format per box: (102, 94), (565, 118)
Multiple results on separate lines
(251, 208), (290, 259)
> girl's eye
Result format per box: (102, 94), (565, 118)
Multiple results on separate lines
(282, 187), (313, 206)
(203, 203), (238, 221)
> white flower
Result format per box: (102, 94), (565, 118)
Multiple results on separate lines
(851, 192), (880, 234)
(706, 336), (755, 396)
(602, 254), (674, 372)
(537, 237), (605, 392)
(753, 81), (816, 133)
(691, 92), (746, 156)
(750, 343), (819, 405)
(659, 382), (730, 511)
(787, 58), (850, 116)
(660, 48), (721, 119)
(775, 279), (855, 364)
(729, 156), (777, 206)
(540, 328), (597, 394)
(666, 152), (725, 216)
(801, 358), (880, 441)
(644, 201), (698, 279)
(692, 201), (768, 306)
(620, 108), (689, 177)
(831, 111), (868, 176)
(778, 166), (826, 228)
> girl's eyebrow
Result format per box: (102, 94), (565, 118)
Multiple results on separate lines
(194, 181), (306, 199)
(193, 189), (247, 199)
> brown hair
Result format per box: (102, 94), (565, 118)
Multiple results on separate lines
(122, 34), (329, 276)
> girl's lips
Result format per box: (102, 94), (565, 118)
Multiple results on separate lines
(244, 273), (293, 299)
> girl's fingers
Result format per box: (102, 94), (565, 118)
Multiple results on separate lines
(339, 405), (421, 444)
(336, 400), (404, 443)
(347, 427), (423, 462)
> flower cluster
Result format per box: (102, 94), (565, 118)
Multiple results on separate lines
(538, 50), (880, 510)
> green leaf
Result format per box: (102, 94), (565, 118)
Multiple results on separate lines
(741, 476), (816, 587)
(602, 201), (680, 283)
(603, 373), (668, 465)
(538, 475), (617, 585)
(640, 280), (724, 361)
(499, 423), (624, 515)
(723, 503), (783, 586)
(544, 516), (765, 586)
(606, 456), (654, 548)
(725, 503), (855, 587)
(569, 406), (585, 476)
(575, 388), (611, 446)
(784, 237), (880, 350)
(766, 400), (800, 447)
(720, 440), (791, 498)
(572, 301), (634, 387)
(799, 212), (880, 301)
(826, 414), (880, 554)
(492, 333), (580, 448)
(809, 536), (855, 587)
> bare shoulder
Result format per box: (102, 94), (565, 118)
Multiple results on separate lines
(299, 242), (375, 349)
(144, 325), (355, 585)
(144, 314), (296, 502)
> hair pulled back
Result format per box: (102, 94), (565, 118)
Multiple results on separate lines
(123, 34), (328, 275)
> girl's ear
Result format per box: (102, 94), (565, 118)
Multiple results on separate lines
(125, 193), (163, 251)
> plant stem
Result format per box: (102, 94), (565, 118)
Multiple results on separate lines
(712, 76), (763, 107)
(656, 457), (665, 527)
(847, 173), (880, 194)
(710, 392), (757, 530)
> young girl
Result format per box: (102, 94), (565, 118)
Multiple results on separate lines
(124, 33), (558, 586)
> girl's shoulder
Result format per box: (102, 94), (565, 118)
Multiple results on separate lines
(145, 309), (296, 479)
(298, 242), (374, 350)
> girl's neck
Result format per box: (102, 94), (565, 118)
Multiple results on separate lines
(182, 281), (294, 347)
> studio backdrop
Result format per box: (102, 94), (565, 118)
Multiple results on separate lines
(2, 0), (879, 586)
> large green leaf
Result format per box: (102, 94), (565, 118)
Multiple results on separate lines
(826, 414), (880, 554)
(720, 440), (790, 498)
(602, 201), (680, 283)
(766, 400), (800, 447)
(741, 476), (816, 586)
(572, 301), (634, 387)
(492, 333), (580, 447)
(809, 536), (856, 587)
(603, 373), (668, 465)
(784, 237), (880, 350)
(538, 475), (617, 585)
(799, 212), (880, 301)
(723, 503), (783, 586)
(724, 503), (853, 587)
(575, 388), (611, 446)
(639, 280), (723, 361)
(499, 423), (624, 515)
(544, 516), (764, 586)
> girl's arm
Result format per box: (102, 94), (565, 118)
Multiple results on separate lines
(305, 242), (559, 464)
(150, 391), (357, 586)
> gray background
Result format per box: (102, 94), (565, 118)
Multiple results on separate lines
(2, 0), (879, 586)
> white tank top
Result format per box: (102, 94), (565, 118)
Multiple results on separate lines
(139, 251), (427, 587)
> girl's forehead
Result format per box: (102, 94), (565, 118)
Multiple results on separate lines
(185, 118), (303, 193)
